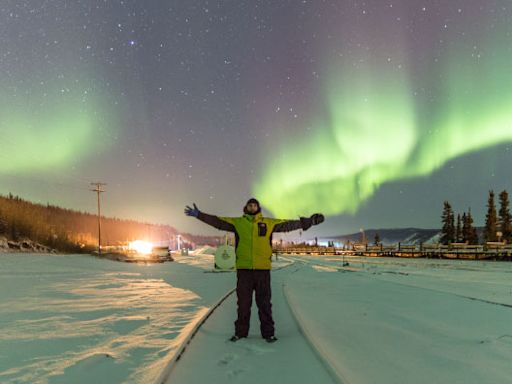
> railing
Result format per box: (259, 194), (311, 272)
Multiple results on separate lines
(275, 242), (512, 260)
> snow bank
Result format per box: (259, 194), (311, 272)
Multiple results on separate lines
(0, 236), (56, 253)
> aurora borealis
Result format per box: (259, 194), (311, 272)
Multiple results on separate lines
(255, 9), (512, 218)
(0, 82), (114, 173)
(1, 1), (512, 236)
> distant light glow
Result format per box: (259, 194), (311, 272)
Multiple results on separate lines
(129, 240), (153, 255)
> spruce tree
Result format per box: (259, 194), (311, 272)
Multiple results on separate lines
(440, 201), (455, 245)
(455, 214), (462, 242)
(461, 212), (468, 243)
(466, 209), (479, 245)
(498, 190), (512, 243)
(484, 190), (498, 242)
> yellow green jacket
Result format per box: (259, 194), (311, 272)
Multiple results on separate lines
(196, 211), (312, 270)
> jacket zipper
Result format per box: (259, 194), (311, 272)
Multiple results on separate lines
(251, 216), (254, 270)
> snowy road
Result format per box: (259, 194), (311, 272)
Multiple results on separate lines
(163, 266), (336, 384)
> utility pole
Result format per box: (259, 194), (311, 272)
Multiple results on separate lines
(177, 234), (182, 250)
(360, 227), (366, 244)
(90, 182), (106, 255)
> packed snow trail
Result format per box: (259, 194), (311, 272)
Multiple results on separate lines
(163, 267), (337, 384)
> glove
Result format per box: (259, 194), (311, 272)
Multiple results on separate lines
(184, 203), (200, 217)
(310, 213), (324, 225)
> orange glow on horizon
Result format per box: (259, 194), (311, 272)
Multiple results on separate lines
(128, 240), (153, 255)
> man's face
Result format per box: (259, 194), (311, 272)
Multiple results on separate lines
(246, 202), (259, 214)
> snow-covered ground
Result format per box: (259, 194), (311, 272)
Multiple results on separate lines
(284, 256), (512, 383)
(163, 255), (512, 384)
(1, 252), (511, 383)
(0, 252), (234, 383)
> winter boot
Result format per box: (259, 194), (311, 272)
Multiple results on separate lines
(264, 335), (278, 343)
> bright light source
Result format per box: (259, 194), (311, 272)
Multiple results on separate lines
(129, 240), (153, 255)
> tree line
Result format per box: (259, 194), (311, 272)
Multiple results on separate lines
(440, 190), (511, 245)
(0, 193), (220, 252)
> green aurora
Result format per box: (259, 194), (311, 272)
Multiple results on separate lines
(254, 34), (512, 218)
(0, 78), (116, 175)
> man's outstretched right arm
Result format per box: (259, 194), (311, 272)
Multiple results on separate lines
(184, 203), (236, 232)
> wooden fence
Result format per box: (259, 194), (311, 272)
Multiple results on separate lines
(275, 242), (512, 260)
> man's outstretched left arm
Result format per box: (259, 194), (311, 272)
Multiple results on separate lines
(272, 213), (324, 233)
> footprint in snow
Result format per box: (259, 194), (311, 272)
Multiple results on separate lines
(218, 352), (238, 366)
(239, 342), (274, 355)
(227, 368), (245, 378)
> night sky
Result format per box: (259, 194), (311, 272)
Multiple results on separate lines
(1, 1), (512, 238)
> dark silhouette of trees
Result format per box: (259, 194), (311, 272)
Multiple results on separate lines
(374, 232), (381, 246)
(498, 190), (512, 243)
(0, 193), (220, 252)
(440, 201), (455, 245)
(484, 190), (498, 242)
(462, 209), (479, 245)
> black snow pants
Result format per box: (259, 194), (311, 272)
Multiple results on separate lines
(234, 269), (274, 338)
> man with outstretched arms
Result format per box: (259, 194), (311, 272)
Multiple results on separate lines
(184, 198), (325, 343)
